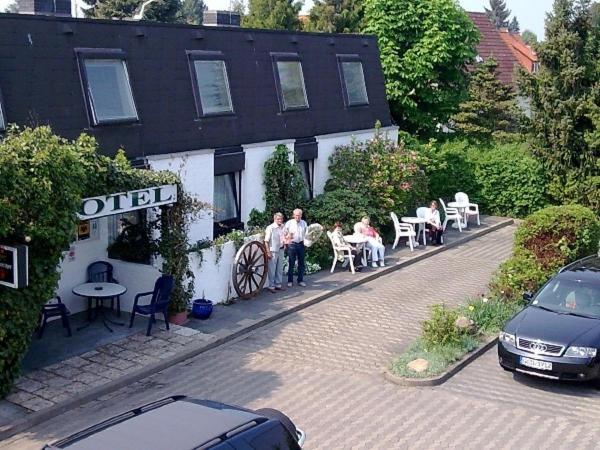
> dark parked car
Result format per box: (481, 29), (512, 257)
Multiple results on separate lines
(44, 396), (305, 449)
(499, 255), (600, 381)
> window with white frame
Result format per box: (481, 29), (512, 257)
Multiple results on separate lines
(191, 57), (234, 116)
(274, 58), (309, 110)
(77, 49), (138, 126)
(338, 56), (369, 106)
(107, 210), (153, 264)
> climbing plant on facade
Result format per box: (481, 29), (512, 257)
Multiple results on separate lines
(0, 126), (203, 398)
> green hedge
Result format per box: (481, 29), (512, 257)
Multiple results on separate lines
(491, 204), (600, 301)
(423, 140), (548, 218)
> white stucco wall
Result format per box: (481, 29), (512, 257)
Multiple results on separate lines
(241, 139), (295, 224)
(313, 126), (399, 196)
(147, 149), (215, 244)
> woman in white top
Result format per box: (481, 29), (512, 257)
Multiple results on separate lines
(425, 200), (443, 245)
(355, 216), (385, 268)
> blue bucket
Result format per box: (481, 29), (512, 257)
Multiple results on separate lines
(192, 299), (213, 320)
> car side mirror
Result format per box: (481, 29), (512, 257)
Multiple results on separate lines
(523, 292), (533, 303)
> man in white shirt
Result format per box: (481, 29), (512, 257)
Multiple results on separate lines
(264, 212), (285, 293)
(284, 208), (307, 287)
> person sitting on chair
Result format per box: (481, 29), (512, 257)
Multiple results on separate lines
(425, 200), (443, 245)
(331, 222), (362, 272)
(355, 216), (385, 268)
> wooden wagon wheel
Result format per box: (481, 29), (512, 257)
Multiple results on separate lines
(232, 240), (268, 299)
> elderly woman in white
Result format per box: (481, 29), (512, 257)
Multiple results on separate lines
(425, 200), (443, 245)
(355, 216), (385, 268)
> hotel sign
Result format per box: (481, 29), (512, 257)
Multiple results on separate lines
(0, 245), (28, 289)
(78, 185), (178, 220)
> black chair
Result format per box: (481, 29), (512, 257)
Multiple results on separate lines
(129, 275), (175, 336)
(38, 296), (72, 338)
(87, 261), (121, 316)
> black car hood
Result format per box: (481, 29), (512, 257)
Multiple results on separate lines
(507, 306), (600, 347)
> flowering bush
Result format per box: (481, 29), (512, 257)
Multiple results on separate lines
(461, 297), (522, 334)
(325, 127), (428, 237)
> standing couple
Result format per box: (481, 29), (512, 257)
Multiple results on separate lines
(264, 208), (308, 293)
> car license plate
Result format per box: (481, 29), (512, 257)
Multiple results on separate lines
(520, 357), (552, 371)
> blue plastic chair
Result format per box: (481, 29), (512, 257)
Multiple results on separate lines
(129, 275), (175, 336)
(87, 261), (121, 316)
(38, 296), (72, 339)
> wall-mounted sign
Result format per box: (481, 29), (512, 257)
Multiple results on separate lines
(78, 185), (178, 220)
(0, 244), (28, 289)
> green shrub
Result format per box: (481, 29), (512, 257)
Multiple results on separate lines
(391, 335), (479, 378)
(514, 204), (600, 269)
(421, 304), (466, 350)
(461, 297), (523, 334)
(474, 143), (548, 218)
(489, 250), (549, 301)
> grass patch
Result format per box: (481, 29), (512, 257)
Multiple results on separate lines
(460, 297), (523, 334)
(391, 335), (480, 379)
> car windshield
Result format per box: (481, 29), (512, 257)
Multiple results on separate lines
(533, 278), (600, 318)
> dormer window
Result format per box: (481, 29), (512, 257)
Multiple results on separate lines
(188, 51), (234, 117)
(76, 48), (139, 126)
(272, 53), (309, 111)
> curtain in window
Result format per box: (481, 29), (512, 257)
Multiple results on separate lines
(84, 59), (137, 122)
(194, 60), (233, 115)
(342, 62), (369, 105)
(214, 174), (237, 222)
(277, 61), (308, 109)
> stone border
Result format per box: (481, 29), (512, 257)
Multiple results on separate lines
(0, 218), (513, 441)
(383, 336), (499, 387)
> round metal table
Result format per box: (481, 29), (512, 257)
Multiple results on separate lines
(72, 282), (127, 332)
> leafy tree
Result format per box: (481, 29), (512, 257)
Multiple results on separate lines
(521, 29), (538, 46)
(363, 0), (479, 134)
(306, 0), (364, 33)
(85, 0), (181, 21)
(485, 0), (511, 28)
(178, 0), (206, 24)
(243, 0), (302, 30)
(508, 16), (520, 33)
(231, 0), (246, 16)
(3, 1), (18, 12)
(519, 0), (599, 212)
(451, 57), (523, 141)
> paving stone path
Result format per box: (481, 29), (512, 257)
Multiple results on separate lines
(5, 224), (600, 449)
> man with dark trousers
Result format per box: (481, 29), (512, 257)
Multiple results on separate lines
(284, 208), (307, 287)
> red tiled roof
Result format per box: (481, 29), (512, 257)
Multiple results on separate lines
(499, 29), (538, 73)
(468, 12), (521, 85)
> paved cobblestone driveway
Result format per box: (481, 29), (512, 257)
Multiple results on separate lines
(6, 225), (600, 449)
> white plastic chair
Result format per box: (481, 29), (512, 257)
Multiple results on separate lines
(455, 192), (480, 225)
(327, 231), (356, 274)
(439, 198), (462, 232)
(390, 212), (416, 251)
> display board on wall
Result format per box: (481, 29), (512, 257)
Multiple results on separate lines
(78, 184), (178, 220)
(0, 244), (29, 289)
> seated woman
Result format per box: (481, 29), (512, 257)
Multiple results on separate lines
(355, 216), (385, 268)
(425, 200), (443, 245)
(331, 222), (362, 272)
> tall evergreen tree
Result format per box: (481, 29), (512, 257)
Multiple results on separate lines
(485, 0), (511, 28)
(178, 0), (206, 24)
(243, 0), (302, 30)
(451, 57), (523, 141)
(521, 29), (538, 46)
(519, 0), (599, 211)
(508, 16), (520, 33)
(306, 0), (364, 33)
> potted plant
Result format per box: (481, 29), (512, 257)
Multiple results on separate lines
(192, 292), (213, 320)
(168, 273), (191, 325)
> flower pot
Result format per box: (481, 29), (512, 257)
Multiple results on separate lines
(191, 299), (213, 320)
(168, 311), (188, 325)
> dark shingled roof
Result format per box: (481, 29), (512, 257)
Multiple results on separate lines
(468, 12), (520, 85)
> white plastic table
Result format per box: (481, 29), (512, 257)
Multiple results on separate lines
(448, 201), (471, 228)
(344, 234), (369, 266)
(401, 217), (427, 247)
(72, 282), (127, 332)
